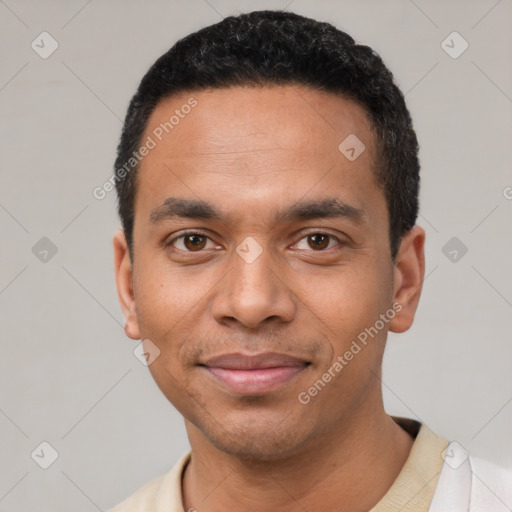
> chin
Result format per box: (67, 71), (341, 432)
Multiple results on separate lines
(209, 429), (307, 462)
(189, 406), (317, 462)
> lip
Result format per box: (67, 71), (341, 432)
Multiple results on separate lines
(201, 352), (309, 395)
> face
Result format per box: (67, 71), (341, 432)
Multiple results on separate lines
(114, 85), (424, 460)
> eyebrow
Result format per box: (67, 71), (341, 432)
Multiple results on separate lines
(277, 198), (365, 224)
(149, 197), (365, 225)
(150, 197), (226, 223)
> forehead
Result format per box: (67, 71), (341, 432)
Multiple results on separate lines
(135, 85), (382, 222)
(143, 85), (375, 161)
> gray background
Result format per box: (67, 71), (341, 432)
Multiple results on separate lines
(1, 0), (511, 510)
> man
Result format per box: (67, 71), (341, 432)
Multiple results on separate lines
(110, 10), (511, 512)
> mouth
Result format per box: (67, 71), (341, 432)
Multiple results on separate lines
(200, 352), (311, 395)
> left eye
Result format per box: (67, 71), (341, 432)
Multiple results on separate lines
(294, 233), (340, 251)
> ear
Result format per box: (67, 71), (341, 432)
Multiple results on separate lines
(388, 225), (425, 333)
(113, 229), (140, 340)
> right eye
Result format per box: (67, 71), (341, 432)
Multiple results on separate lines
(167, 231), (220, 252)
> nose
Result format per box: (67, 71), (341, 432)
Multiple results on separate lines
(210, 242), (297, 330)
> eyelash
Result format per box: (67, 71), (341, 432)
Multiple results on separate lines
(165, 230), (343, 252)
(165, 230), (219, 251)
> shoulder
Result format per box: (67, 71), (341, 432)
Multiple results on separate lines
(469, 455), (512, 511)
(107, 452), (191, 512)
(108, 472), (168, 512)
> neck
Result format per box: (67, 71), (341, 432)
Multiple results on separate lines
(182, 402), (414, 512)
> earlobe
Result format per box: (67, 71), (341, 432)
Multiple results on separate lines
(388, 226), (425, 334)
(113, 229), (141, 340)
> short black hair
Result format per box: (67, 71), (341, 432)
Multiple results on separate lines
(114, 10), (420, 261)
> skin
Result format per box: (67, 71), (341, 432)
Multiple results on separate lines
(114, 85), (425, 512)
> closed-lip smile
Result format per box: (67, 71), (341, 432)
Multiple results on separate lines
(201, 352), (310, 395)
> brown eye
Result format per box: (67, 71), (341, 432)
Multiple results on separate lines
(168, 232), (219, 253)
(307, 233), (330, 250)
(183, 234), (207, 251)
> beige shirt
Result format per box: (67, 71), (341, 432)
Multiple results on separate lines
(109, 417), (448, 512)
(370, 417), (448, 511)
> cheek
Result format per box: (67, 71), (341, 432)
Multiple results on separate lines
(307, 263), (392, 341)
(298, 267), (392, 412)
(133, 258), (205, 336)
(146, 359), (202, 421)
(305, 271), (393, 384)
(136, 273), (201, 406)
